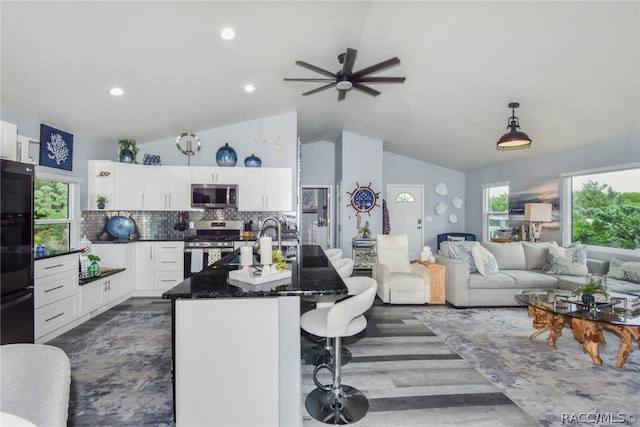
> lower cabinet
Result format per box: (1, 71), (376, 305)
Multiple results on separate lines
(34, 253), (80, 343)
(79, 273), (124, 316)
(134, 241), (184, 295)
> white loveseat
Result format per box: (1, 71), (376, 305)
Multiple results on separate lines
(435, 240), (640, 307)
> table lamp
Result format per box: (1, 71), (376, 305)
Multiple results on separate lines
(524, 203), (552, 242)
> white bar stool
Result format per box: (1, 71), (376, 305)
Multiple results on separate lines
(300, 277), (376, 424)
(303, 258), (355, 366)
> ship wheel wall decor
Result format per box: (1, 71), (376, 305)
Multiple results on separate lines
(347, 182), (380, 215)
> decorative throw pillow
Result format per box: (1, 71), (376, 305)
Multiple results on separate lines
(607, 258), (640, 284)
(546, 242), (588, 276)
(448, 243), (478, 273)
(447, 235), (467, 242)
(471, 244), (499, 276)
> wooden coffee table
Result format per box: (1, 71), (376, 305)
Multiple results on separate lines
(516, 290), (640, 368)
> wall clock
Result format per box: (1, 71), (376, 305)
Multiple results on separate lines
(347, 182), (380, 215)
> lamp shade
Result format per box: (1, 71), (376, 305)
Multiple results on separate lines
(524, 203), (552, 222)
(496, 129), (532, 150)
(496, 102), (532, 151)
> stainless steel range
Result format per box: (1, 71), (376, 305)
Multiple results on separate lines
(183, 220), (243, 277)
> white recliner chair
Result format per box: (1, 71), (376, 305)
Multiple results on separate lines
(374, 234), (431, 304)
(0, 344), (71, 427)
(301, 277), (377, 424)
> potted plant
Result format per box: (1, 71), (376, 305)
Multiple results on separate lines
(118, 139), (138, 163)
(573, 281), (608, 306)
(96, 196), (107, 209)
(87, 254), (101, 277)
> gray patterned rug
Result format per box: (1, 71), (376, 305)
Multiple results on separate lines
(57, 311), (173, 426)
(411, 307), (640, 427)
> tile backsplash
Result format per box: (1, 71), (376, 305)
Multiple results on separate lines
(81, 209), (293, 241)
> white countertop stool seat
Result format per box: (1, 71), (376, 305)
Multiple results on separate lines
(302, 260), (356, 367)
(0, 344), (71, 427)
(300, 277), (376, 424)
(323, 248), (343, 262)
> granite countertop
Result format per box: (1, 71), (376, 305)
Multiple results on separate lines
(163, 245), (347, 300)
(79, 267), (126, 286)
(34, 249), (80, 261)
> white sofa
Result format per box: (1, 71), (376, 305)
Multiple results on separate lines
(435, 240), (640, 307)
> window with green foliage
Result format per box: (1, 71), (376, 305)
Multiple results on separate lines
(569, 167), (640, 250)
(483, 183), (509, 240)
(34, 173), (79, 252)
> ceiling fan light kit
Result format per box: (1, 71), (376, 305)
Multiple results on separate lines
(284, 47), (406, 101)
(497, 102), (532, 151)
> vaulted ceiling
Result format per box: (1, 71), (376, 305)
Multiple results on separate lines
(1, 1), (638, 171)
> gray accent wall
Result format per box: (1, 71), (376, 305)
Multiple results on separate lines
(465, 135), (640, 246)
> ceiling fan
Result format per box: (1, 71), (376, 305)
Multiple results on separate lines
(284, 48), (406, 101)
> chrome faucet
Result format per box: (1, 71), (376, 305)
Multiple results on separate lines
(259, 217), (282, 252)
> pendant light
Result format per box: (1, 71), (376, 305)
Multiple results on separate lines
(496, 102), (532, 151)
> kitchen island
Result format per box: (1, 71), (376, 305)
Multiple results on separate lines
(162, 245), (347, 427)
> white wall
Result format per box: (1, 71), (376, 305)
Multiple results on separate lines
(300, 140), (334, 186)
(383, 151), (466, 252)
(139, 111), (298, 203)
(338, 131), (383, 258)
(1, 107), (117, 209)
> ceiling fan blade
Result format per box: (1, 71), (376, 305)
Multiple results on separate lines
(352, 57), (401, 78)
(338, 90), (347, 102)
(284, 78), (335, 82)
(357, 77), (406, 84)
(341, 48), (358, 76)
(295, 61), (336, 79)
(352, 82), (381, 97)
(302, 83), (336, 96)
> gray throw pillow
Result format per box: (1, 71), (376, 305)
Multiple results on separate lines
(448, 243), (478, 273)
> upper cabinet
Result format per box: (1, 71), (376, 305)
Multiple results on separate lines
(191, 167), (238, 184)
(238, 168), (292, 212)
(89, 161), (292, 212)
(144, 166), (191, 210)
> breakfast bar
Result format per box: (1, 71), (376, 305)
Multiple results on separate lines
(162, 245), (347, 427)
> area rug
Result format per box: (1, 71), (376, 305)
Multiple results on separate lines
(411, 307), (640, 427)
(56, 311), (173, 426)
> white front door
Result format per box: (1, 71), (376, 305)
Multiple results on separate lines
(386, 185), (424, 260)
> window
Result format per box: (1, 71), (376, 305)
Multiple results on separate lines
(34, 170), (80, 252)
(564, 165), (640, 251)
(394, 192), (415, 203)
(483, 183), (509, 240)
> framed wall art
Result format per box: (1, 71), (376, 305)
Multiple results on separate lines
(39, 123), (73, 171)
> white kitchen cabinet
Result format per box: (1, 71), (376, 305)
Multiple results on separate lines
(134, 241), (184, 295)
(153, 242), (184, 290)
(34, 253), (80, 342)
(115, 163), (145, 210)
(144, 166), (191, 210)
(87, 161), (144, 210)
(191, 166), (238, 184)
(79, 273), (124, 316)
(0, 120), (18, 160)
(90, 242), (136, 296)
(238, 167), (292, 211)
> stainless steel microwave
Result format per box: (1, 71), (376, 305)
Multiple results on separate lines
(191, 184), (237, 208)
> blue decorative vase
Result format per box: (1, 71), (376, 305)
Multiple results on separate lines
(581, 294), (595, 309)
(244, 154), (262, 167)
(216, 143), (237, 167)
(119, 150), (134, 163)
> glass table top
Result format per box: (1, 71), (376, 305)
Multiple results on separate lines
(516, 289), (640, 327)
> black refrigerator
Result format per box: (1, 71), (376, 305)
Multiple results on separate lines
(1, 159), (35, 344)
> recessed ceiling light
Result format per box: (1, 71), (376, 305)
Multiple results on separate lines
(244, 84), (255, 93)
(110, 87), (124, 96)
(220, 28), (236, 40)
